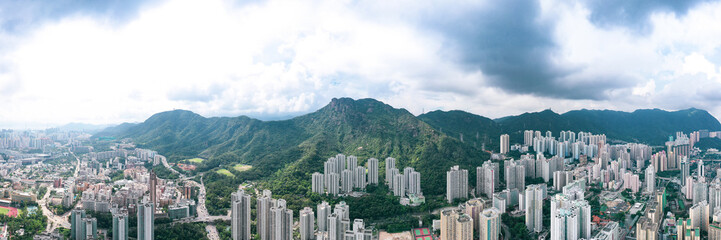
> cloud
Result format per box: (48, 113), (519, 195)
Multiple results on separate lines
(1, 0), (721, 128)
(583, 0), (713, 34)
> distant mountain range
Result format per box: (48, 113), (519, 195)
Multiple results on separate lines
(95, 98), (721, 202)
(54, 122), (117, 133)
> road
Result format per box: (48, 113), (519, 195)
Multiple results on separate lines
(41, 152), (81, 233)
(500, 222), (511, 240)
(161, 157), (186, 179)
(197, 176), (220, 240)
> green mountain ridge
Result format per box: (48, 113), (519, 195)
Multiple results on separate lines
(95, 98), (721, 214)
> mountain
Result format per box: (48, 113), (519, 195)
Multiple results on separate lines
(96, 98), (721, 213)
(55, 122), (117, 133)
(418, 110), (501, 151)
(96, 98), (487, 212)
(496, 108), (721, 144)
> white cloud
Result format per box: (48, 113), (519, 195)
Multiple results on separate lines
(1, 0), (721, 128)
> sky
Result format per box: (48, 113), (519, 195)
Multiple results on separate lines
(1, 0), (721, 129)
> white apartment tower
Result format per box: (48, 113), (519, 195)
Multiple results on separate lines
(231, 189), (252, 240)
(300, 207), (315, 240)
(500, 134), (510, 154)
(447, 166), (469, 203)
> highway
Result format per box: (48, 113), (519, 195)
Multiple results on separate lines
(41, 151), (81, 233)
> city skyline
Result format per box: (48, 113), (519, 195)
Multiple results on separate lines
(2, 0), (721, 128)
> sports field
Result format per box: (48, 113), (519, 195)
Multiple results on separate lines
(186, 158), (204, 163)
(233, 164), (252, 172)
(216, 169), (234, 177)
(0, 206), (18, 217)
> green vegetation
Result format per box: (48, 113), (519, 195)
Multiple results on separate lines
(186, 158), (204, 163)
(501, 213), (533, 240)
(0, 206), (48, 240)
(37, 187), (47, 198)
(0, 208), (9, 215)
(109, 170), (125, 182)
(658, 170), (680, 178)
(152, 165), (179, 179)
(697, 138), (721, 150)
(155, 222), (209, 240)
(94, 97), (721, 230)
(216, 169), (234, 177)
(233, 164), (252, 172)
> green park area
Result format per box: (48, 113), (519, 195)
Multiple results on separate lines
(186, 158), (204, 163)
(0, 207), (9, 215)
(233, 164), (252, 172)
(216, 169), (234, 177)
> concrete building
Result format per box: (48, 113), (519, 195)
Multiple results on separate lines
(232, 189), (252, 240)
(312, 172), (325, 194)
(112, 209), (129, 240)
(137, 198), (154, 240)
(71, 209), (86, 240)
(525, 184), (544, 233)
(300, 207), (315, 240)
(477, 161), (498, 198)
(441, 209), (474, 240)
(393, 173), (406, 197)
(270, 199), (293, 240)
(407, 170), (421, 196)
(257, 190), (274, 240)
(327, 173), (340, 196)
(385, 157), (396, 184)
(367, 158), (379, 185)
(646, 165), (655, 193)
(447, 166), (469, 203)
(689, 200), (709, 232)
(479, 208), (500, 240)
(317, 201), (331, 233)
(505, 160), (525, 191)
(500, 134), (509, 154)
(341, 169), (353, 193)
(354, 166), (366, 189)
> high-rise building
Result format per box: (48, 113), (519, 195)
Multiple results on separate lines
(347, 155), (358, 171)
(689, 201), (709, 232)
(646, 165), (656, 193)
(367, 158), (379, 185)
(257, 190), (274, 240)
(550, 193), (591, 240)
(447, 166), (469, 203)
(269, 199), (293, 240)
(677, 218), (701, 240)
(524, 130), (534, 146)
(112, 210), (129, 240)
(71, 209), (86, 240)
(464, 199), (484, 233)
(441, 209), (474, 240)
(231, 189), (252, 240)
(327, 173), (340, 196)
(710, 222), (721, 240)
(710, 179), (721, 215)
(408, 171), (421, 195)
(479, 208), (500, 240)
(300, 207), (315, 240)
(500, 134), (510, 154)
(393, 173), (406, 197)
(341, 169), (354, 193)
(385, 157), (396, 184)
(317, 201), (331, 233)
(312, 172), (325, 194)
(344, 219), (372, 240)
(477, 161), (498, 198)
(525, 184), (544, 233)
(354, 166), (366, 189)
(694, 181), (709, 205)
(149, 170), (157, 205)
(505, 159), (525, 191)
(681, 157), (690, 186)
(79, 217), (98, 240)
(137, 198), (154, 240)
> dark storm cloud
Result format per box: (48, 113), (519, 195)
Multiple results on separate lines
(0, 0), (157, 33)
(428, 0), (595, 99)
(424, 0), (714, 100)
(584, 0), (715, 34)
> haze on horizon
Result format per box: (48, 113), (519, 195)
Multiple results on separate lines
(2, 0), (721, 129)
